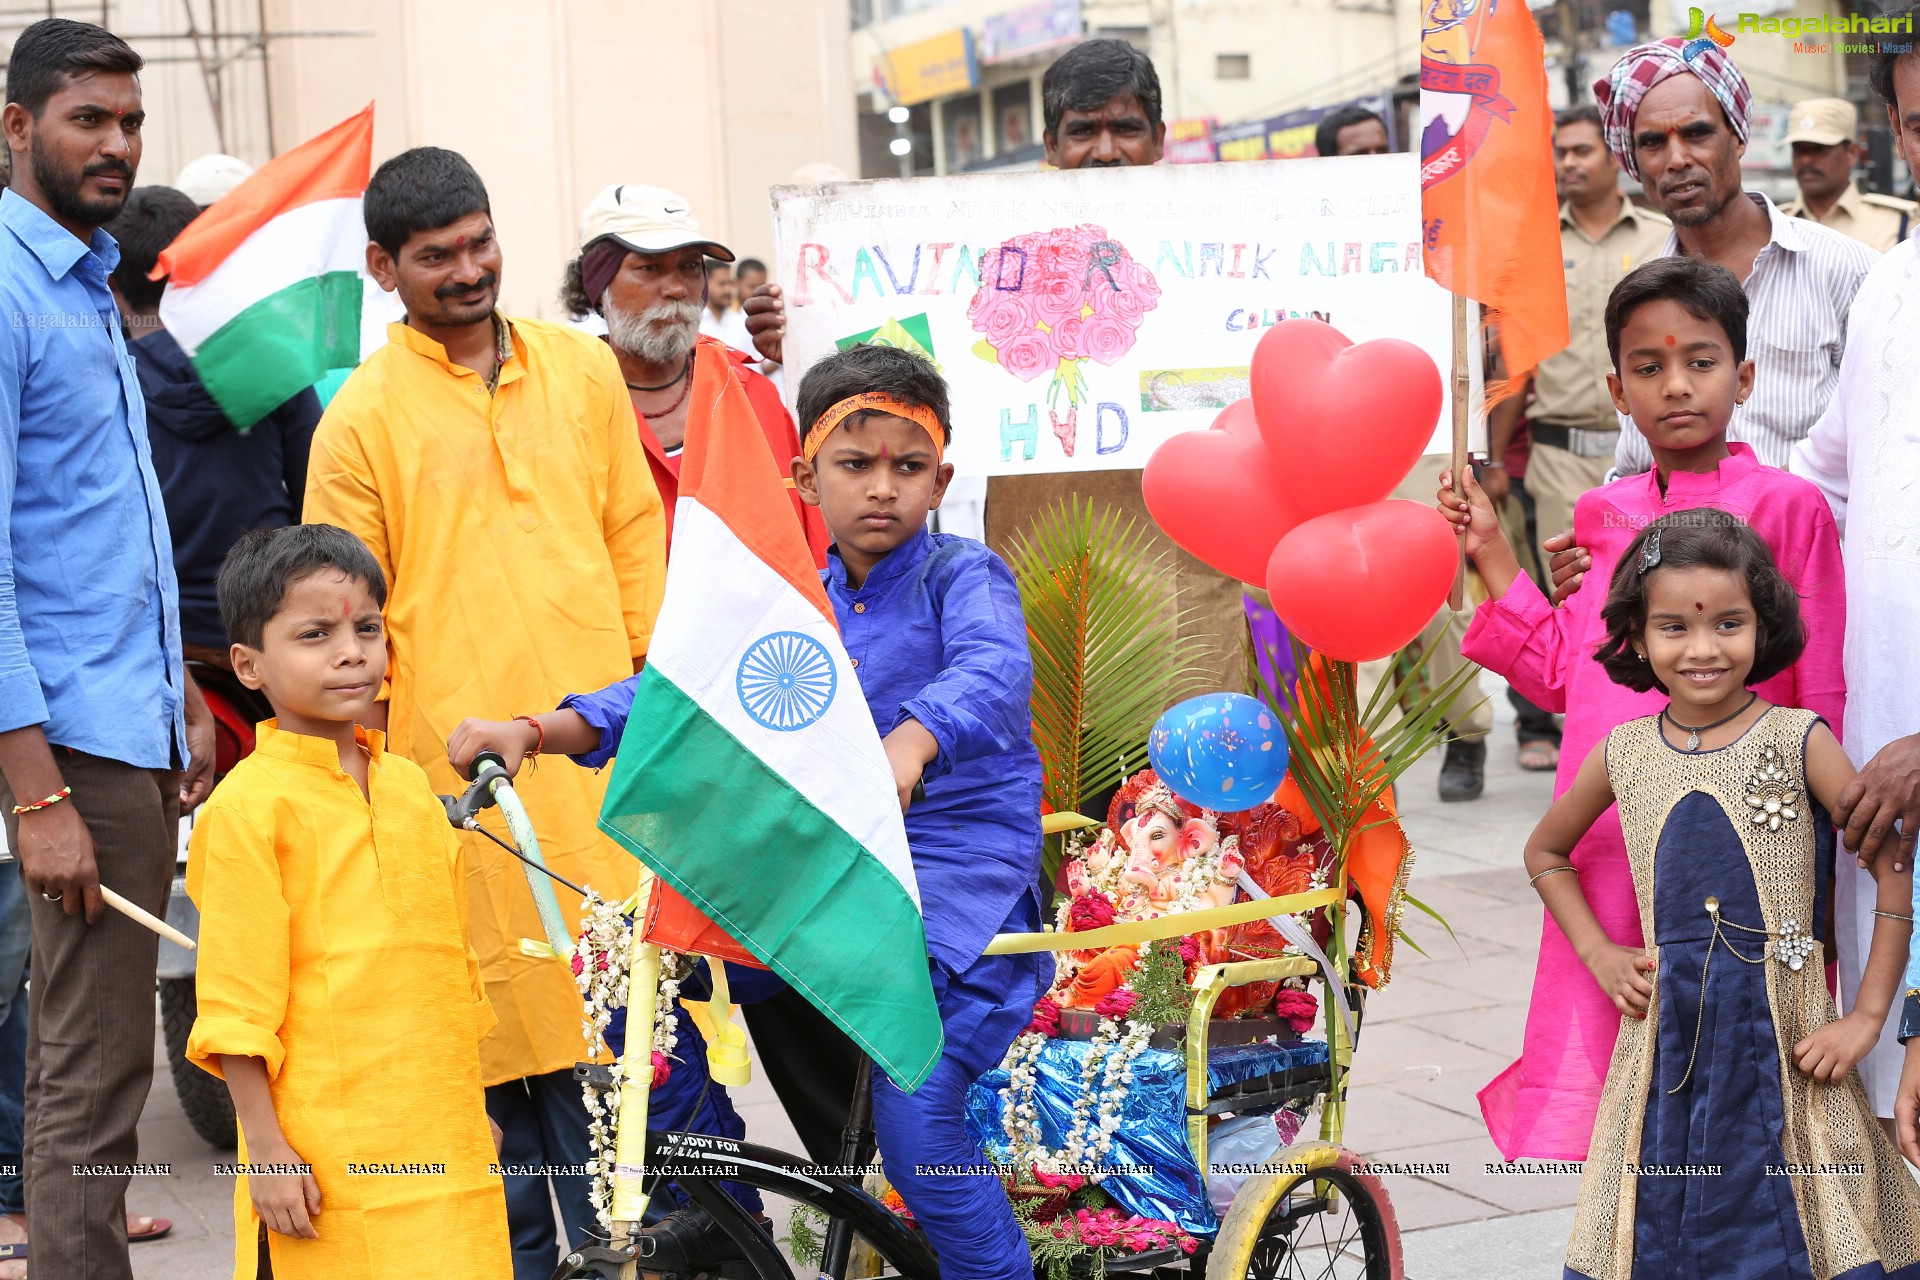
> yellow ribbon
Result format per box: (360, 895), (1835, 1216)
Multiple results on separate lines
(1041, 810), (1101, 835)
(982, 886), (1341, 955)
(702, 959), (752, 1088)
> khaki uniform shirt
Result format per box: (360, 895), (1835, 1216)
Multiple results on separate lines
(1780, 183), (1917, 254)
(1527, 198), (1672, 431)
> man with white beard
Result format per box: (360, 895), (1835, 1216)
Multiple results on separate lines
(561, 185), (826, 564)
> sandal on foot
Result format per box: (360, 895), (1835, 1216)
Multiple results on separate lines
(1516, 738), (1560, 771)
(128, 1215), (172, 1243)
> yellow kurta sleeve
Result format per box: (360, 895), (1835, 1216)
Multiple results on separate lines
(302, 410), (399, 700)
(185, 802), (292, 1081)
(590, 341), (667, 662)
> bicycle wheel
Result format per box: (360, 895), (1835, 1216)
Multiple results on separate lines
(1210, 1143), (1401, 1280)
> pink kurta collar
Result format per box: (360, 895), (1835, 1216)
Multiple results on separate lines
(1634, 441), (1760, 506)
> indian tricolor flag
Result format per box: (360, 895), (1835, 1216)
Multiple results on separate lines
(156, 105), (388, 429)
(597, 354), (943, 1092)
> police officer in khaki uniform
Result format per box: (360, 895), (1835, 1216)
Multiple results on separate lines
(1780, 97), (1916, 253)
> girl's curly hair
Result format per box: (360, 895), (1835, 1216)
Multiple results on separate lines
(1593, 509), (1804, 694)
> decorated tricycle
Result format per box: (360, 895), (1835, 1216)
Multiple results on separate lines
(448, 610), (1464, 1280)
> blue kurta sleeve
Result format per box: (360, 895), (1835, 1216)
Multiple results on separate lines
(898, 548), (1034, 782)
(559, 673), (640, 769)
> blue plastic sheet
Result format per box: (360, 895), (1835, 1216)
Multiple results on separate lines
(1206, 1038), (1329, 1094)
(965, 1040), (1219, 1238)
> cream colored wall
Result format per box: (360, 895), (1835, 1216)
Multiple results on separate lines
(1144, 0), (1413, 124)
(15, 0), (856, 319)
(275, 0), (856, 317)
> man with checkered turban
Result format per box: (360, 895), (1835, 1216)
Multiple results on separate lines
(1580, 39), (1875, 478)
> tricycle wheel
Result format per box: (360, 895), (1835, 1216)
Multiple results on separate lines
(160, 977), (237, 1148)
(1209, 1143), (1400, 1280)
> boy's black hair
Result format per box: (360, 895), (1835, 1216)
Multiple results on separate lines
(1870, 3), (1920, 110)
(1042, 38), (1163, 140)
(1313, 105), (1386, 158)
(363, 147), (491, 258)
(1593, 510), (1803, 695)
(1554, 103), (1603, 132)
(1604, 256), (1748, 372)
(795, 343), (952, 446)
(4, 18), (142, 118)
(105, 185), (199, 312)
(218, 524), (388, 650)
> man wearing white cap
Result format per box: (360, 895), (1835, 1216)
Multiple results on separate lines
(1780, 97), (1916, 252)
(561, 183), (828, 565)
(172, 152), (252, 208)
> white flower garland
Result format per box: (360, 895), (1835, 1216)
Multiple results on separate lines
(1000, 1030), (1049, 1166)
(570, 892), (691, 1232)
(996, 1014), (1156, 1182)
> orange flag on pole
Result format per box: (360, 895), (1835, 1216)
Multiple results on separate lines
(1418, 0), (1568, 382)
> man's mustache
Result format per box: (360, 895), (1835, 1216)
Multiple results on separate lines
(436, 272), (498, 300)
(84, 159), (133, 181)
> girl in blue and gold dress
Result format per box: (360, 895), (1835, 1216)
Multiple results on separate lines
(1522, 510), (1920, 1280)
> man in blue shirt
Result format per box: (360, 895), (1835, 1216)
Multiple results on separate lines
(0, 20), (213, 1280)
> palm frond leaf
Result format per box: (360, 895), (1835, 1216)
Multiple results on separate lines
(1007, 495), (1209, 820)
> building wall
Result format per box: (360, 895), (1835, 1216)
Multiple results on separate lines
(2, 0), (857, 318)
(849, 0), (1426, 176)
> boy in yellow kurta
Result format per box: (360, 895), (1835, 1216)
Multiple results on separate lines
(185, 524), (510, 1279)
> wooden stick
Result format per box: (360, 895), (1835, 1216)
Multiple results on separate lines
(100, 885), (195, 950)
(1448, 293), (1471, 611)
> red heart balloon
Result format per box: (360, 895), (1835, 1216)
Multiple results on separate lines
(1249, 320), (1444, 520)
(1265, 500), (1458, 663)
(1143, 399), (1306, 585)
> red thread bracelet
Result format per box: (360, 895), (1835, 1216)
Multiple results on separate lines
(12, 785), (71, 816)
(513, 715), (545, 758)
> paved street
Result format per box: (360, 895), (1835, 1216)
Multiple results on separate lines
(120, 673), (1576, 1279)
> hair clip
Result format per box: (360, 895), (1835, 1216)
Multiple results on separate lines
(1639, 528), (1662, 573)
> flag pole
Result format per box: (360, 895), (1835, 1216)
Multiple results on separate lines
(1447, 293), (1470, 610)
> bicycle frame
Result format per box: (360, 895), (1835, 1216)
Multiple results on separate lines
(596, 939), (939, 1280)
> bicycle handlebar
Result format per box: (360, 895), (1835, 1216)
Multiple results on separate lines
(439, 749), (577, 959)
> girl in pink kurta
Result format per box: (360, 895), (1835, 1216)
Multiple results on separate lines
(1440, 256), (1852, 1161)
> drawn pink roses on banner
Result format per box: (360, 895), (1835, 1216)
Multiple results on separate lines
(966, 224), (1161, 456)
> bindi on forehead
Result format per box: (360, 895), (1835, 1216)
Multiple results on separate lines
(1664, 335), (1677, 346)
(1695, 602), (1704, 612)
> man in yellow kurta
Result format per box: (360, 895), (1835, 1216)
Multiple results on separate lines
(302, 147), (665, 1279)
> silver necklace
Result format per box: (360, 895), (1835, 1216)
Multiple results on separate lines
(1662, 691), (1758, 752)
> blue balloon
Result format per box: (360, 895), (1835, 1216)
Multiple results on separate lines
(1147, 693), (1290, 813)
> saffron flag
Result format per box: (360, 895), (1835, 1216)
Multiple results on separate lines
(1418, 0), (1568, 380)
(596, 354), (944, 1093)
(155, 105), (396, 429)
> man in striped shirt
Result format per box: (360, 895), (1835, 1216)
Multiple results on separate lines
(1594, 40), (1876, 476)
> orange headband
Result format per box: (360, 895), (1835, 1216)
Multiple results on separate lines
(802, 392), (945, 465)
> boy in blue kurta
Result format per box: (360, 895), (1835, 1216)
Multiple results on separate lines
(450, 344), (1050, 1278)
(786, 345), (1052, 1280)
